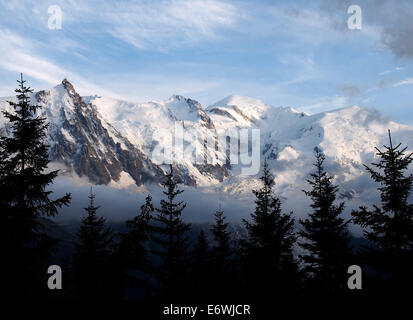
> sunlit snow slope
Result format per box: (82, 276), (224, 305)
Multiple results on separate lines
(1, 80), (413, 216)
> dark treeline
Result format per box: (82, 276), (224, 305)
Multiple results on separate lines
(1, 75), (412, 301)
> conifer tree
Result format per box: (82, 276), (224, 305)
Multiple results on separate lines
(123, 194), (154, 268)
(352, 131), (413, 286)
(73, 188), (115, 299)
(114, 194), (154, 295)
(211, 207), (231, 276)
(242, 160), (296, 294)
(151, 165), (191, 296)
(298, 148), (351, 292)
(210, 207), (233, 295)
(0, 74), (70, 297)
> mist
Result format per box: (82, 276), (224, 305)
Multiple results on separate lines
(50, 176), (255, 225)
(48, 172), (388, 238)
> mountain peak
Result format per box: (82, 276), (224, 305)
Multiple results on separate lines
(2, 81), (413, 194)
(207, 94), (271, 123)
(61, 78), (75, 92)
(170, 94), (186, 101)
(166, 94), (203, 112)
(210, 95), (268, 108)
(59, 78), (85, 105)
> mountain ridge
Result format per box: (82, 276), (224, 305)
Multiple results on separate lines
(1, 80), (412, 207)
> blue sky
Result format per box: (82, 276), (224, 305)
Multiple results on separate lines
(0, 0), (412, 124)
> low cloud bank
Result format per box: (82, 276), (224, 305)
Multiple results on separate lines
(50, 176), (254, 225)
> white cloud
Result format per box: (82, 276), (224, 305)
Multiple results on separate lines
(394, 78), (413, 87)
(0, 29), (120, 97)
(109, 0), (238, 49)
(74, 0), (240, 50)
(0, 28), (227, 102)
(298, 96), (348, 114)
(379, 66), (403, 76)
(0, 29), (60, 84)
(0, 0), (240, 51)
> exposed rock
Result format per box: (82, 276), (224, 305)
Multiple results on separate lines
(36, 79), (166, 186)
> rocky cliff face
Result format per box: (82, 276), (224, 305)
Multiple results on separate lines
(0, 79), (229, 186)
(33, 79), (166, 185)
(1, 81), (412, 203)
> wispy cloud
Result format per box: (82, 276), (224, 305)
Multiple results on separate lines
(0, 0), (412, 126)
(277, 53), (322, 86)
(298, 96), (348, 114)
(0, 30), (61, 85)
(394, 78), (413, 87)
(103, 0), (240, 50)
(0, 0), (241, 51)
(379, 67), (403, 76)
(0, 29), (119, 97)
(0, 28), (223, 102)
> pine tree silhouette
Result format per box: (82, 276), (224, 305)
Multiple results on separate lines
(151, 165), (191, 297)
(73, 188), (115, 299)
(123, 194), (154, 269)
(352, 130), (413, 289)
(210, 207), (231, 293)
(0, 74), (71, 298)
(298, 148), (351, 293)
(242, 160), (297, 297)
(115, 194), (154, 295)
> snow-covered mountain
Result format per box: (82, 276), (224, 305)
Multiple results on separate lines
(1, 79), (412, 211)
(84, 91), (228, 185)
(0, 79), (229, 187)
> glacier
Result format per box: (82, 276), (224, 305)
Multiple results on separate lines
(1, 79), (412, 224)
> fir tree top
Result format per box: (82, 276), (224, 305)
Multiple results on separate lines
(352, 131), (413, 254)
(151, 165), (191, 293)
(211, 206), (231, 265)
(303, 147), (341, 212)
(211, 207), (231, 251)
(1, 73), (70, 217)
(364, 130), (413, 215)
(4, 74), (48, 173)
(159, 164), (186, 214)
(298, 148), (351, 287)
(77, 188), (113, 254)
(243, 159), (295, 256)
